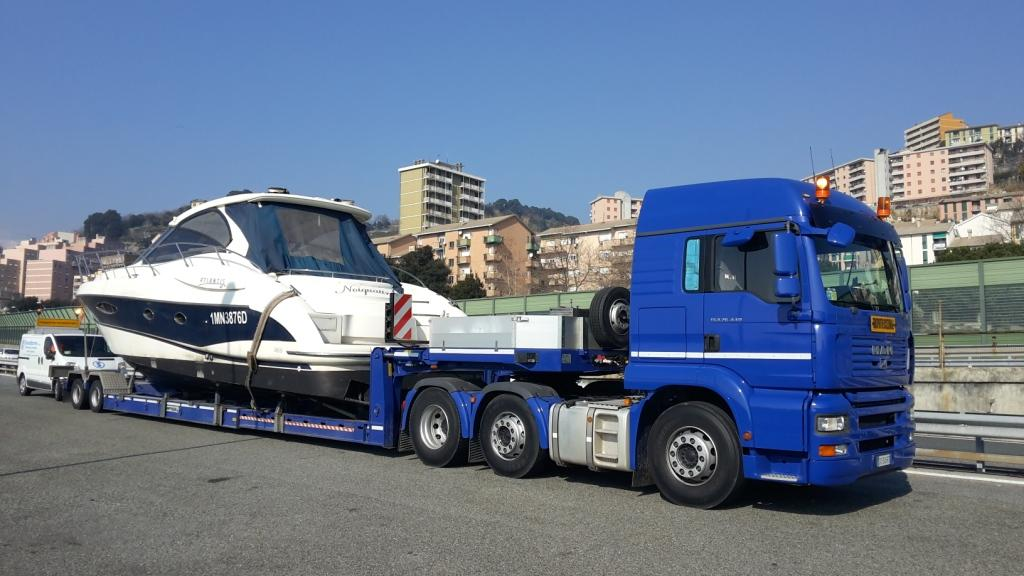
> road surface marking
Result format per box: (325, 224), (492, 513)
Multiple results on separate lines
(906, 468), (1024, 486)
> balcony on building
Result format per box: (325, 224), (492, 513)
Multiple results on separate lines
(484, 234), (503, 245)
(526, 240), (540, 253)
(457, 238), (471, 249)
(484, 251), (499, 262)
(457, 255), (471, 265)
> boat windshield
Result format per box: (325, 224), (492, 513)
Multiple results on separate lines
(814, 237), (903, 312)
(225, 202), (400, 287)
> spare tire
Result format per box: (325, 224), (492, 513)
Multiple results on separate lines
(589, 286), (630, 349)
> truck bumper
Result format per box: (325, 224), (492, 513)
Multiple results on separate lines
(746, 387), (915, 486)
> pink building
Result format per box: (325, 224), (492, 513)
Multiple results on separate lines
(590, 191), (642, 223)
(0, 232), (120, 303)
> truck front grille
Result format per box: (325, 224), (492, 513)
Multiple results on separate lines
(850, 337), (908, 376)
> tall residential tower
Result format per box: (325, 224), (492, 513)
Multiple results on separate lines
(398, 160), (486, 234)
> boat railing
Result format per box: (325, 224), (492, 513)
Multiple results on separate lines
(277, 268), (398, 286)
(73, 250), (136, 277)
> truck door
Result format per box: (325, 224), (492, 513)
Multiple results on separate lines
(38, 336), (57, 385)
(630, 233), (703, 363)
(701, 229), (814, 391)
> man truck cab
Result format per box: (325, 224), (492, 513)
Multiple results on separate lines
(16, 331), (125, 399)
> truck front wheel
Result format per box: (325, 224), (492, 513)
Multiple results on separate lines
(648, 402), (744, 508)
(410, 388), (468, 467)
(480, 395), (546, 478)
(18, 374), (31, 396)
(70, 378), (89, 410)
(53, 379), (64, 402)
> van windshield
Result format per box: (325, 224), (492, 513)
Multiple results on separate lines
(55, 336), (114, 357)
(815, 237), (903, 312)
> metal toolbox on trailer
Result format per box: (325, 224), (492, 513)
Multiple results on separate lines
(429, 315), (600, 351)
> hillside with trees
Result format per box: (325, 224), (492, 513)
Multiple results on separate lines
(485, 198), (579, 232)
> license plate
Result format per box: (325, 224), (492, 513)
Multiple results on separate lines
(875, 453), (892, 468)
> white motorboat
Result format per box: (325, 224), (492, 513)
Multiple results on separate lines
(77, 188), (463, 406)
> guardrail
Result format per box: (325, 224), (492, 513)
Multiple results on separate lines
(914, 345), (1024, 368)
(914, 410), (1024, 471)
(0, 359), (16, 377)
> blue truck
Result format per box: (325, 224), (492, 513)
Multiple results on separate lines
(52, 178), (914, 508)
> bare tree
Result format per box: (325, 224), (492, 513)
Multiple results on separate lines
(488, 242), (529, 296)
(531, 239), (598, 293)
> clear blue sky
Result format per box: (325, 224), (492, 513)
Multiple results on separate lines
(2, 0), (1022, 245)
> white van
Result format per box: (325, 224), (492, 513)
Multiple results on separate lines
(16, 330), (125, 398)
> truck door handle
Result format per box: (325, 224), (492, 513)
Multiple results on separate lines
(704, 334), (720, 353)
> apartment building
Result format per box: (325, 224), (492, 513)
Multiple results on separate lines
(943, 124), (1001, 147)
(935, 190), (1024, 223)
(904, 113), (967, 151)
(533, 219), (636, 292)
(892, 220), (950, 265)
(888, 142), (994, 218)
(589, 191), (643, 223)
(804, 158), (878, 207)
(374, 215), (533, 297)
(398, 160), (486, 234)
(0, 233), (118, 303)
(1002, 123), (1024, 145)
(23, 259), (75, 302)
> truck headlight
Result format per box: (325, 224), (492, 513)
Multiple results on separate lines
(816, 415), (847, 433)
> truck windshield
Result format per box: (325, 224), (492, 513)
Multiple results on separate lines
(55, 336), (114, 357)
(814, 238), (902, 312)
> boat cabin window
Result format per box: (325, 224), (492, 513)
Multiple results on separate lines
(224, 202), (400, 286)
(145, 211), (232, 263)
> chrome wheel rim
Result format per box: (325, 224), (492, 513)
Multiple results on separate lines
(90, 386), (101, 407)
(609, 299), (629, 334)
(490, 411), (527, 461)
(19, 378), (27, 393)
(72, 385), (82, 405)
(418, 404), (449, 450)
(666, 426), (718, 486)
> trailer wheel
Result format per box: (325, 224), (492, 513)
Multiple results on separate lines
(18, 374), (31, 396)
(410, 388), (468, 467)
(70, 378), (89, 410)
(480, 395), (546, 478)
(589, 286), (630, 349)
(53, 379), (64, 402)
(647, 402), (744, 509)
(89, 380), (104, 413)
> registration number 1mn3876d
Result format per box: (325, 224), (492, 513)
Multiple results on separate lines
(876, 453), (892, 468)
(209, 310), (249, 325)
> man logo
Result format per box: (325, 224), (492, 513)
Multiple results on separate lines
(871, 344), (893, 357)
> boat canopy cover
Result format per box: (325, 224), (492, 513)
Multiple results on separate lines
(226, 202), (400, 287)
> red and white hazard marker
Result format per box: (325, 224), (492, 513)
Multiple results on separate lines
(392, 293), (415, 341)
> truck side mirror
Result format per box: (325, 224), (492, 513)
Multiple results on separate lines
(773, 233), (801, 299)
(722, 227), (755, 247)
(44, 345), (55, 360)
(826, 222), (855, 247)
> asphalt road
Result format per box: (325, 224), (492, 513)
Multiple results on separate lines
(1, 375), (1022, 576)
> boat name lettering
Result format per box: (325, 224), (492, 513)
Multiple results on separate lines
(210, 310), (249, 325)
(339, 285), (391, 297)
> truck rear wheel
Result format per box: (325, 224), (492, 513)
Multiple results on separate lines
(89, 380), (105, 413)
(410, 388), (468, 467)
(18, 374), (31, 396)
(480, 395), (546, 478)
(70, 378), (89, 410)
(648, 402), (744, 508)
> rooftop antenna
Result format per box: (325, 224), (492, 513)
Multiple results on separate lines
(809, 146), (817, 179)
(829, 148), (837, 176)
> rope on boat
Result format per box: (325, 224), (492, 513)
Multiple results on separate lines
(244, 288), (299, 410)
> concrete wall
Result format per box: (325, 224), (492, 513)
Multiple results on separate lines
(913, 367), (1024, 414)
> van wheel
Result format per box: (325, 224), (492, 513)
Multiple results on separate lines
(647, 402), (744, 509)
(18, 374), (31, 396)
(53, 379), (64, 402)
(480, 395), (547, 478)
(589, 286), (630, 349)
(89, 380), (105, 413)
(70, 378), (89, 410)
(410, 388), (468, 467)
